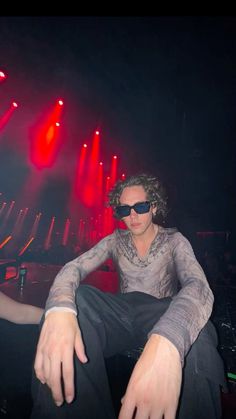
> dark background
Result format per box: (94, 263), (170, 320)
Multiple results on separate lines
(0, 16), (235, 238)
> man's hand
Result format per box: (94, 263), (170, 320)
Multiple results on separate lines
(34, 311), (87, 406)
(118, 334), (182, 419)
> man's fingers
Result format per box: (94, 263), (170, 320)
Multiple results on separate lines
(33, 313), (82, 407)
(74, 330), (88, 363)
(43, 354), (52, 383)
(34, 351), (45, 384)
(49, 356), (64, 406)
(62, 348), (75, 403)
(164, 404), (178, 419)
(118, 395), (136, 419)
(135, 408), (150, 419)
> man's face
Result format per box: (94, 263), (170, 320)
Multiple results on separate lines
(119, 185), (156, 236)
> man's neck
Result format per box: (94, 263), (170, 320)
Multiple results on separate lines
(132, 224), (159, 254)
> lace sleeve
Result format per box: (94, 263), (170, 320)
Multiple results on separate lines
(149, 232), (214, 365)
(45, 234), (115, 313)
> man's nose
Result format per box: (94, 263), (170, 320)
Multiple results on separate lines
(130, 208), (137, 217)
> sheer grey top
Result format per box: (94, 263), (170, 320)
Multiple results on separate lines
(45, 226), (214, 365)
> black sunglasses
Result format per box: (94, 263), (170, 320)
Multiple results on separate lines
(115, 201), (152, 218)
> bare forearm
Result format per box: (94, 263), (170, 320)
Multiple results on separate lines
(15, 303), (44, 324)
(0, 292), (43, 324)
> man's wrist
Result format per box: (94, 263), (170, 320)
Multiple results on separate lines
(45, 307), (77, 318)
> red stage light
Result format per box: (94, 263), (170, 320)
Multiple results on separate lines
(58, 100), (64, 106)
(0, 71), (6, 81)
(30, 100), (64, 169)
(12, 102), (18, 108)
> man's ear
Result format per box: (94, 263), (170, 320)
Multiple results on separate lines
(152, 203), (157, 216)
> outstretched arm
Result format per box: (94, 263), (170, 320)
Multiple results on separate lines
(119, 233), (213, 419)
(149, 232), (214, 365)
(34, 234), (114, 406)
(0, 291), (43, 324)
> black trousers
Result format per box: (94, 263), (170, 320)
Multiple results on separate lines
(31, 285), (226, 419)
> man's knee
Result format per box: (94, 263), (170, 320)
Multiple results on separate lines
(75, 285), (107, 325)
(76, 284), (102, 307)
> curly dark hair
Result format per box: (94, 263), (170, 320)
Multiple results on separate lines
(108, 173), (168, 221)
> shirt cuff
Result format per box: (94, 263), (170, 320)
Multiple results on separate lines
(45, 307), (77, 317)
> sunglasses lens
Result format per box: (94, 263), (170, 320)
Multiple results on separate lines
(116, 205), (130, 218)
(116, 201), (151, 218)
(134, 201), (151, 214)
